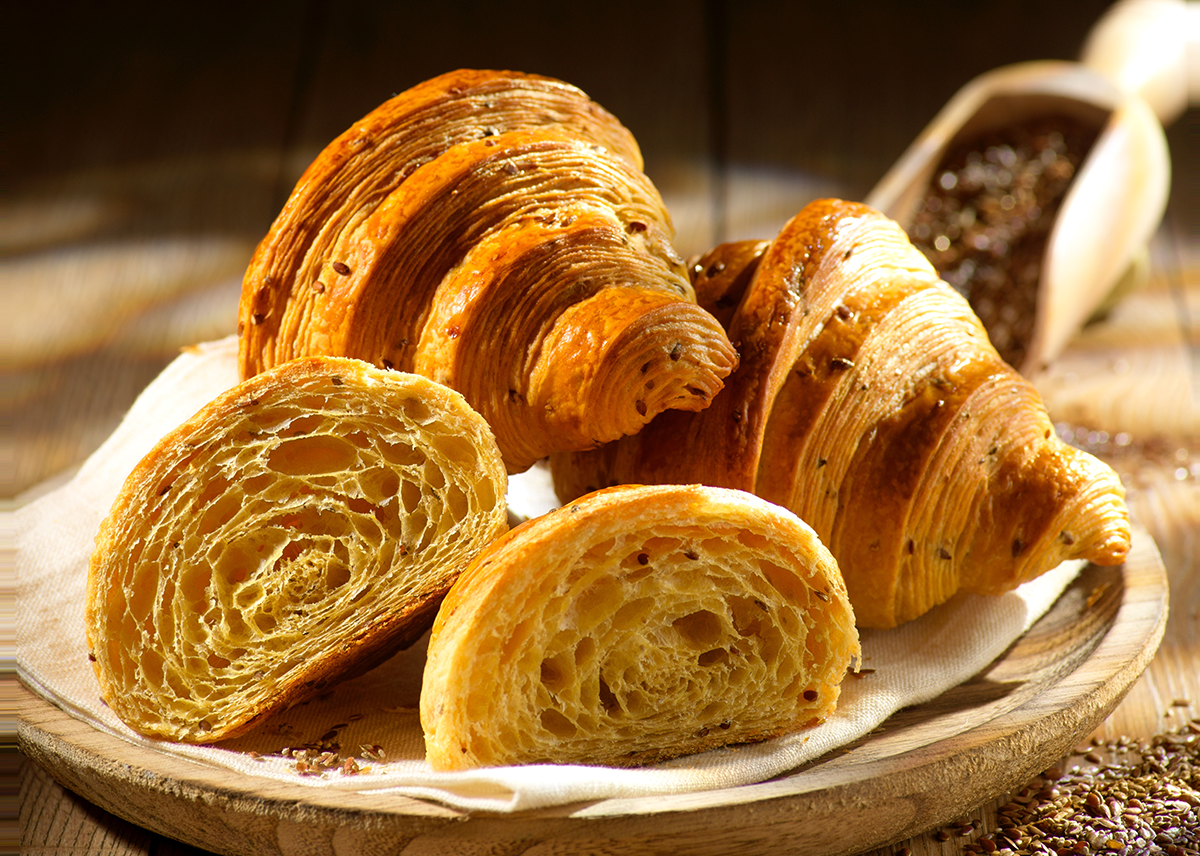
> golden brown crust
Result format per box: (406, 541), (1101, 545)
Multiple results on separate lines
(420, 484), (859, 770)
(86, 357), (508, 742)
(687, 239), (770, 329)
(237, 70), (736, 473)
(552, 199), (1131, 628)
(239, 70), (641, 379)
(415, 208), (735, 472)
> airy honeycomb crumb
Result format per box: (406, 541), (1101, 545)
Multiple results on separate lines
(86, 357), (508, 743)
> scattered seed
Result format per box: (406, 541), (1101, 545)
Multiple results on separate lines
(940, 724), (1199, 855)
(360, 743), (386, 762)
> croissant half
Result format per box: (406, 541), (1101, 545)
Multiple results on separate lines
(552, 199), (1131, 629)
(238, 69), (737, 473)
(421, 484), (859, 770)
(86, 357), (508, 742)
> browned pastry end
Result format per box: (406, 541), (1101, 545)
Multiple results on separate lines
(687, 239), (771, 330)
(414, 207), (736, 472)
(86, 358), (508, 742)
(552, 199), (1131, 628)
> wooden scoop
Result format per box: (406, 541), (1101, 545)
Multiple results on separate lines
(865, 60), (1170, 376)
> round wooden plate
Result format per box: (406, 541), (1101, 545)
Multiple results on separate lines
(19, 529), (1167, 856)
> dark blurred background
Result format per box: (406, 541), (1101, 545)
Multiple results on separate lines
(12, 0), (1142, 243)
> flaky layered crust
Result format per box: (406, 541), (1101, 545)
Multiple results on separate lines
(239, 69), (642, 378)
(238, 69), (736, 473)
(552, 199), (1131, 629)
(421, 484), (859, 770)
(86, 357), (508, 742)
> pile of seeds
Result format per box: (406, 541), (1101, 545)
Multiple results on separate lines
(911, 717), (1199, 855)
(907, 114), (1101, 369)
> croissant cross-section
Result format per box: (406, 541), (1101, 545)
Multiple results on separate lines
(86, 357), (509, 742)
(420, 484), (860, 769)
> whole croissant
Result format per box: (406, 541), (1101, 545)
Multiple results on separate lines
(238, 69), (736, 473)
(552, 199), (1131, 629)
(86, 357), (508, 742)
(421, 483), (859, 769)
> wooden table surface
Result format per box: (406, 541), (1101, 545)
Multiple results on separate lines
(11, 3), (1196, 854)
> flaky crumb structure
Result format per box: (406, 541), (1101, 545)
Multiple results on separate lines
(421, 484), (859, 770)
(552, 199), (1130, 628)
(86, 358), (508, 742)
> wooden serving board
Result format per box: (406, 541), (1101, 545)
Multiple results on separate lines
(18, 530), (1166, 856)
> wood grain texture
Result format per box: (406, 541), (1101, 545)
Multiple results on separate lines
(12, 2), (1196, 853)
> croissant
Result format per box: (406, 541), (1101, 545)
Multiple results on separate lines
(86, 357), (508, 742)
(420, 483), (859, 770)
(552, 199), (1131, 629)
(238, 69), (737, 473)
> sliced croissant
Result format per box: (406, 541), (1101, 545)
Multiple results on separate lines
(421, 483), (859, 770)
(86, 357), (508, 742)
(238, 70), (736, 473)
(553, 199), (1131, 629)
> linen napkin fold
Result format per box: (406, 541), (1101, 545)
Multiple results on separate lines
(15, 336), (1081, 813)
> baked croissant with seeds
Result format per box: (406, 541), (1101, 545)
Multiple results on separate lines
(238, 69), (737, 473)
(86, 357), (508, 742)
(420, 483), (859, 770)
(552, 199), (1131, 629)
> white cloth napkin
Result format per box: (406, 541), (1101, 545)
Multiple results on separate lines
(15, 336), (1082, 813)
